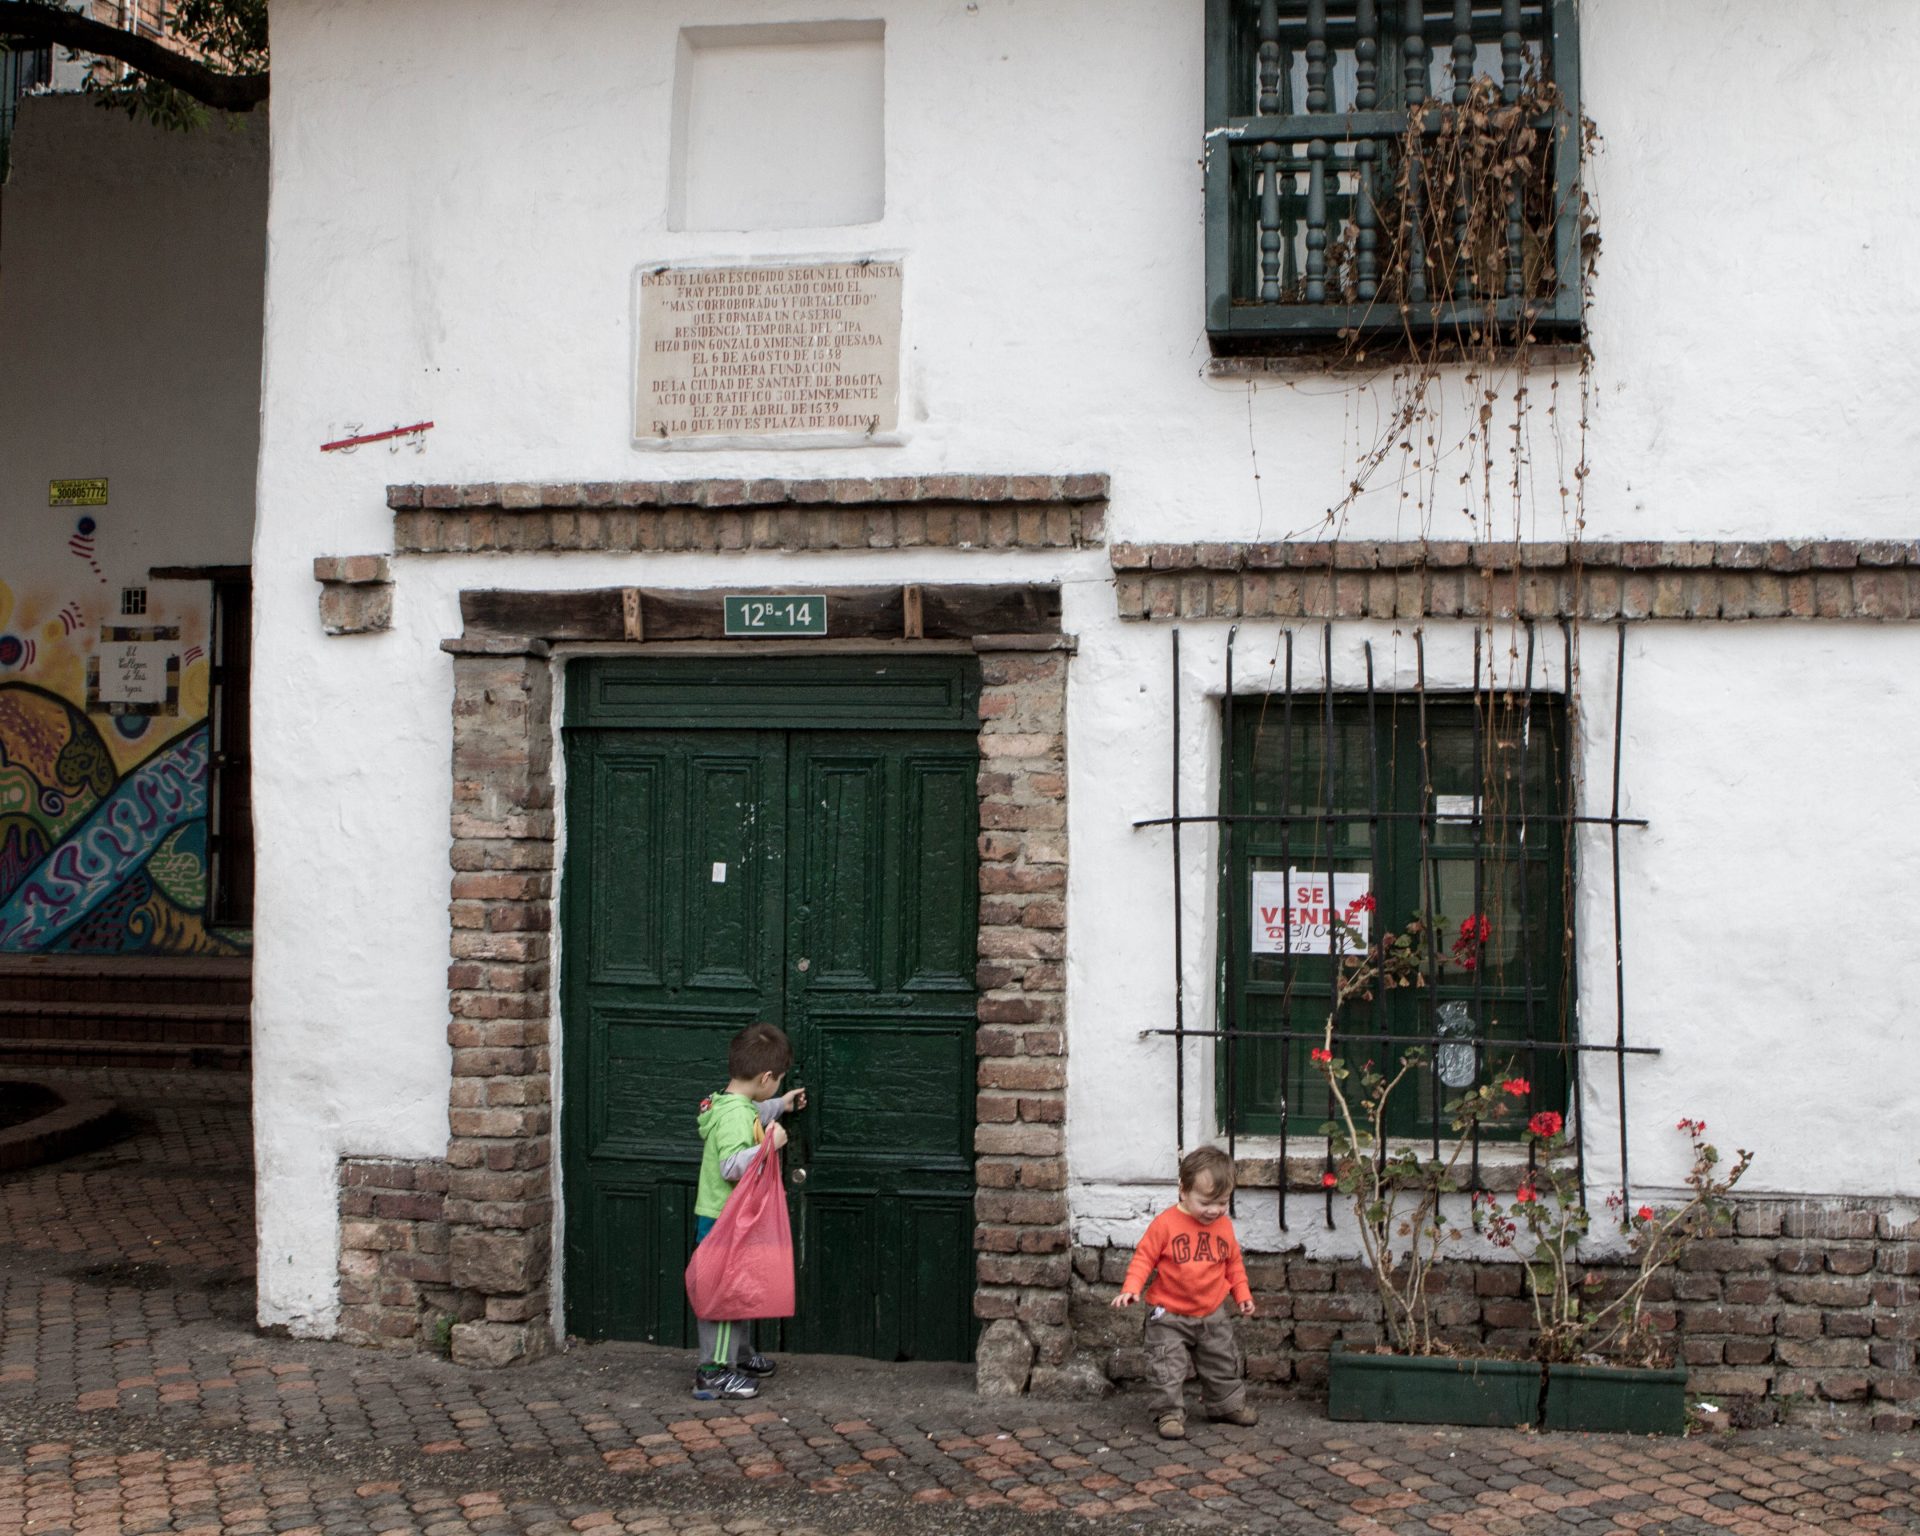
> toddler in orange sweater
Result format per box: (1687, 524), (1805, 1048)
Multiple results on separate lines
(1111, 1144), (1257, 1438)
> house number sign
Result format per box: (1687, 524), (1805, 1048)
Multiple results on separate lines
(722, 594), (828, 636)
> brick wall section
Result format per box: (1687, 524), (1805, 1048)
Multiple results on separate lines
(971, 638), (1073, 1394)
(440, 636), (558, 1366)
(337, 638), (559, 1364)
(1072, 1199), (1920, 1427)
(389, 474), (1109, 556)
(1111, 539), (1920, 622)
(336, 1158), (466, 1349)
(313, 555), (393, 635)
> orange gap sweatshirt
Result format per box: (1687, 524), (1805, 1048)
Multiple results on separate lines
(1120, 1205), (1253, 1318)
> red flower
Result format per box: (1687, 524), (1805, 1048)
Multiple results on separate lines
(1344, 893), (1377, 918)
(1636, 1205), (1654, 1222)
(1321, 1171), (1339, 1189)
(1516, 1183), (1538, 1204)
(1310, 1047), (1334, 1065)
(1502, 1078), (1531, 1097)
(1449, 915), (1490, 971)
(1528, 1110), (1563, 1138)
(1677, 1117), (1706, 1136)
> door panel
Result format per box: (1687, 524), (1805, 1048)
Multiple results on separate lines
(798, 753), (886, 988)
(901, 1196), (975, 1362)
(587, 752), (667, 984)
(809, 1017), (973, 1163)
(796, 1191), (884, 1358)
(595, 1010), (736, 1158)
(563, 730), (786, 1343)
(561, 668), (978, 1361)
(583, 1181), (697, 1346)
(681, 748), (782, 990)
(784, 732), (978, 1360)
(902, 758), (978, 988)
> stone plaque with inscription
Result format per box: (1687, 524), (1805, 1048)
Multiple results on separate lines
(637, 261), (902, 444)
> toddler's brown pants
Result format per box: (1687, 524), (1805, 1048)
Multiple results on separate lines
(1143, 1299), (1246, 1418)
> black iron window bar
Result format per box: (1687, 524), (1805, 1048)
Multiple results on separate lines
(1136, 620), (1655, 1230)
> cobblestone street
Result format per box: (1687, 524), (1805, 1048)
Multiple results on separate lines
(5, 1070), (1920, 1535)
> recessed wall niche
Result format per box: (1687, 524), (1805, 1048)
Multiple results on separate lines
(669, 21), (885, 232)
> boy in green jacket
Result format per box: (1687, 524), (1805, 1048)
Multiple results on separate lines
(692, 1021), (805, 1400)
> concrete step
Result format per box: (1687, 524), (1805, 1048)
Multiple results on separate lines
(0, 1001), (249, 1047)
(0, 1038), (249, 1071)
(0, 956), (253, 1063)
(0, 956), (250, 1007)
(0, 999), (248, 1021)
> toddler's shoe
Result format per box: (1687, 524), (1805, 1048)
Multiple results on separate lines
(738, 1352), (778, 1378)
(1156, 1413), (1186, 1440)
(1209, 1404), (1259, 1427)
(692, 1365), (759, 1400)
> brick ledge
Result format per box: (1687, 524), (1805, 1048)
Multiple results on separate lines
(391, 473), (1109, 512)
(1111, 540), (1920, 622)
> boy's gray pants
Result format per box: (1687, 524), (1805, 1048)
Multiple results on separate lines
(1143, 1300), (1246, 1417)
(697, 1317), (749, 1367)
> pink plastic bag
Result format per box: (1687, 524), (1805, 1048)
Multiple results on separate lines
(684, 1134), (795, 1321)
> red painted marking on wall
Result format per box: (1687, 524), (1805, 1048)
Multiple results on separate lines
(320, 421), (435, 452)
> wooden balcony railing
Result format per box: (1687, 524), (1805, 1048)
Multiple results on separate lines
(1205, 0), (1582, 352)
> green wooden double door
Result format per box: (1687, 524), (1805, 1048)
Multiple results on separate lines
(561, 656), (980, 1362)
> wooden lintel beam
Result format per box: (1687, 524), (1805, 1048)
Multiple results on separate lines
(458, 584), (1061, 646)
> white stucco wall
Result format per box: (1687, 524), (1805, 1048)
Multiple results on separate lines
(254, 0), (1920, 1332)
(0, 95), (264, 578)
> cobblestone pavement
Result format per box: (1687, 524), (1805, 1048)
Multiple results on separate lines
(4, 1070), (1920, 1535)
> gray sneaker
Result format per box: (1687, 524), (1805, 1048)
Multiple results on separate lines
(692, 1364), (759, 1400)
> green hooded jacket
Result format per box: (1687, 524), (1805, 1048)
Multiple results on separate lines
(694, 1091), (765, 1219)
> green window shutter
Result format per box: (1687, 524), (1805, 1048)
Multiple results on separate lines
(1219, 694), (1570, 1139)
(1204, 0), (1583, 351)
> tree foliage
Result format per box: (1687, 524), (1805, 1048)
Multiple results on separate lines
(0, 0), (267, 126)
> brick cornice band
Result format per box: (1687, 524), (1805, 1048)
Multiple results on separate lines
(388, 474), (1110, 556)
(1111, 539), (1920, 622)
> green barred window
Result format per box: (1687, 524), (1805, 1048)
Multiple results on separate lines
(1204, 0), (1582, 350)
(1219, 694), (1571, 1139)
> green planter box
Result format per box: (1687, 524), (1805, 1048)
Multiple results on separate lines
(1543, 1362), (1689, 1436)
(1327, 1350), (1542, 1428)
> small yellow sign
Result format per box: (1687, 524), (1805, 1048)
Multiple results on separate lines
(49, 478), (108, 507)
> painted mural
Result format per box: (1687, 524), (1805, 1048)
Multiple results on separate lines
(0, 549), (243, 955)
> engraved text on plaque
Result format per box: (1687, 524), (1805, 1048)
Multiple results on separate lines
(637, 261), (903, 443)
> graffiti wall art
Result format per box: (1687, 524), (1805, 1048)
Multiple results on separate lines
(0, 562), (239, 955)
(0, 682), (237, 954)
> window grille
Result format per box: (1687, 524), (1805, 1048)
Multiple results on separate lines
(1221, 687), (1569, 1142)
(1138, 623), (1654, 1228)
(120, 586), (148, 617)
(1204, 0), (1582, 350)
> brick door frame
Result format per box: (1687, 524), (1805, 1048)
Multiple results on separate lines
(340, 592), (1074, 1385)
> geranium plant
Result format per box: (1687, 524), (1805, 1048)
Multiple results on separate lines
(1475, 1115), (1755, 1365)
(1313, 901), (1526, 1355)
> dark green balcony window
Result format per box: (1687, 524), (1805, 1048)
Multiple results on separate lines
(1205, 0), (1582, 351)
(1219, 693), (1571, 1139)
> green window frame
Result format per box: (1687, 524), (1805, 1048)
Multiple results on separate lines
(1219, 692), (1571, 1139)
(1204, 0), (1583, 350)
